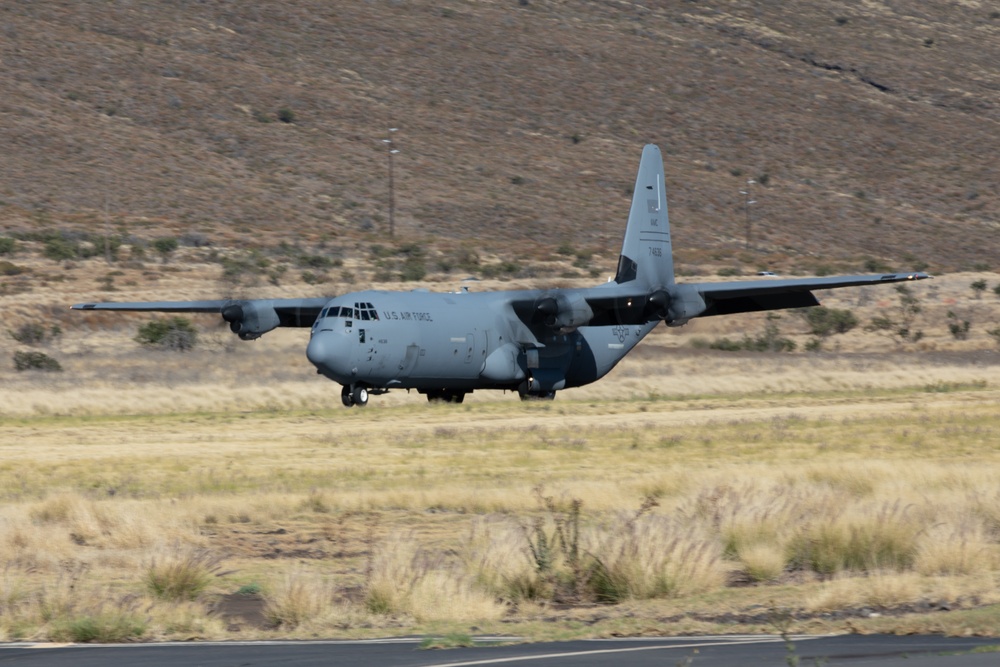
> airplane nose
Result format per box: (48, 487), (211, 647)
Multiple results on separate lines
(306, 332), (332, 369)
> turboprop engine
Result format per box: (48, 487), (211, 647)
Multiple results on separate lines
(664, 284), (707, 326)
(221, 300), (281, 340)
(535, 294), (594, 330)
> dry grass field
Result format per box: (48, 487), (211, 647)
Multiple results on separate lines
(2, 255), (1000, 642)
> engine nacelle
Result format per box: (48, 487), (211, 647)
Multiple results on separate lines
(646, 290), (670, 320)
(665, 284), (706, 326)
(536, 294), (594, 330)
(221, 300), (281, 340)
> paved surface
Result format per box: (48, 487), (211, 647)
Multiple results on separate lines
(1, 634), (998, 666)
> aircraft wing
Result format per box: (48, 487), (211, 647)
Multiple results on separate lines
(72, 300), (232, 313)
(72, 297), (330, 338)
(514, 272), (929, 330)
(686, 272), (930, 318)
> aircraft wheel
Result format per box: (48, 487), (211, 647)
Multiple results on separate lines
(517, 389), (555, 401)
(352, 385), (369, 407)
(426, 390), (442, 403)
(448, 392), (466, 404)
(341, 385), (354, 407)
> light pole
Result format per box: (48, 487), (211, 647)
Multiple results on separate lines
(382, 128), (399, 237)
(739, 179), (756, 251)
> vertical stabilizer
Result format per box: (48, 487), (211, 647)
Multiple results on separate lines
(614, 144), (674, 288)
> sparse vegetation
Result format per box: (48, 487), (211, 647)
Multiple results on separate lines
(1, 377), (1000, 641)
(263, 571), (335, 628)
(145, 550), (221, 601)
(0, 260), (29, 276)
(9, 323), (61, 346)
(12, 350), (63, 372)
(0, 237), (16, 255)
(988, 327), (1000, 347)
(51, 606), (148, 643)
(867, 284), (924, 344)
(947, 310), (971, 340)
(43, 236), (79, 261)
(135, 317), (198, 351)
(800, 306), (858, 339)
(696, 314), (796, 352)
(399, 256), (427, 281)
(152, 237), (179, 263)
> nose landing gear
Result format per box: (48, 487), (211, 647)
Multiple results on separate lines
(341, 384), (369, 408)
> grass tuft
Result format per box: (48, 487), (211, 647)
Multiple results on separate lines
(144, 549), (221, 601)
(263, 571), (335, 628)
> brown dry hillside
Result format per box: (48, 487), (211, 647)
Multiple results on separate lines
(1, 0), (998, 272)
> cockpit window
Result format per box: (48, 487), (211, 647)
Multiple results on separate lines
(322, 304), (378, 320)
(354, 302), (379, 321)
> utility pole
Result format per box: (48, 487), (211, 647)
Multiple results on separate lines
(739, 179), (756, 251)
(382, 128), (399, 237)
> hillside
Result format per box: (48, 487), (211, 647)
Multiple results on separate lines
(1, 0), (999, 273)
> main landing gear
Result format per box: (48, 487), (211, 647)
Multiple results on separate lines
(424, 389), (466, 404)
(517, 388), (557, 401)
(341, 384), (369, 408)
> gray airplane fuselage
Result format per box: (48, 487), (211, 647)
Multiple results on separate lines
(306, 288), (655, 395)
(71, 144), (929, 407)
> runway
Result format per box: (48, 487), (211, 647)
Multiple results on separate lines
(3, 634), (999, 666)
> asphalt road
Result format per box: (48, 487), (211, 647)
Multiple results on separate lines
(2, 634), (998, 667)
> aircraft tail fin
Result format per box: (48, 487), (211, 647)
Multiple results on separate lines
(614, 144), (674, 288)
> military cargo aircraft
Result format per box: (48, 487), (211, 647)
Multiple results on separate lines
(73, 145), (928, 407)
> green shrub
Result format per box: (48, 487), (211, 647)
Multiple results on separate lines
(0, 237), (16, 255)
(862, 257), (892, 272)
(296, 254), (333, 269)
(801, 307), (858, 337)
(706, 315), (795, 352)
(9, 322), (60, 346)
(51, 610), (147, 643)
(43, 237), (78, 261)
(236, 582), (262, 596)
(399, 256), (427, 281)
(135, 317), (198, 351)
(152, 237), (178, 262)
(707, 338), (746, 352)
(946, 311), (971, 340)
(13, 350), (62, 372)
(277, 107), (296, 123)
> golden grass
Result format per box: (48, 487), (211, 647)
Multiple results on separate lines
(263, 570), (339, 629)
(3, 332), (1000, 639)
